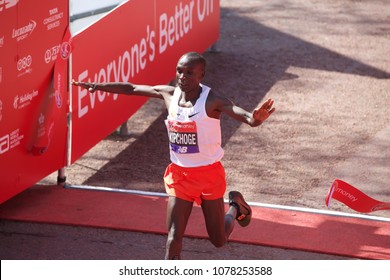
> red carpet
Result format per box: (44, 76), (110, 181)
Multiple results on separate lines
(0, 185), (389, 259)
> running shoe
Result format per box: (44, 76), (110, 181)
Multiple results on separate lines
(229, 191), (252, 227)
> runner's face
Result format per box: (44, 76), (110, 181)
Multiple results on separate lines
(176, 57), (204, 92)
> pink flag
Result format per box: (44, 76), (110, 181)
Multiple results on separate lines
(326, 179), (390, 213)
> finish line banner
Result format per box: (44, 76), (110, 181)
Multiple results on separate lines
(71, 0), (220, 163)
(0, 0), (69, 204)
(326, 179), (390, 213)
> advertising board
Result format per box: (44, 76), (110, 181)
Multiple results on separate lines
(0, 0), (69, 204)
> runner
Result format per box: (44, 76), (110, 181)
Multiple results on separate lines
(72, 51), (275, 259)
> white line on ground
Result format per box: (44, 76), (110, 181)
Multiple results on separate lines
(65, 184), (390, 223)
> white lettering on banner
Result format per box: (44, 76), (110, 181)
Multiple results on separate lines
(0, 35), (4, 47)
(37, 114), (46, 138)
(197, 0), (214, 22)
(0, 129), (24, 155)
(77, 70), (89, 118)
(20, 90), (38, 103)
(45, 44), (61, 63)
(147, 25), (156, 62)
(121, 51), (130, 82)
(17, 54), (33, 77)
(77, 26), (156, 119)
(77, 69), (119, 119)
(49, 7), (58, 15)
(12, 20), (36, 42)
(158, 0), (216, 54)
(13, 89), (38, 110)
(335, 187), (358, 202)
(54, 74), (62, 108)
(0, 134), (9, 154)
(43, 13), (63, 25)
(10, 129), (24, 149)
(97, 68), (106, 102)
(43, 7), (63, 31)
(159, 0), (195, 54)
(0, 0), (19, 13)
(17, 55), (32, 71)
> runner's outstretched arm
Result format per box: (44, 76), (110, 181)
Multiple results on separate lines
(211, 94), (275, 127)
(72, 80), (175, 99)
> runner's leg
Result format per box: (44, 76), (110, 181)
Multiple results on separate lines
(201, 198), (238, 247)
(165, 196), (193, 259)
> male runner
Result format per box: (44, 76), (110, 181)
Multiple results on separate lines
(73, 51), (275, 259)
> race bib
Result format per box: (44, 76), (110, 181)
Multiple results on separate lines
(167, 120), (199, 154)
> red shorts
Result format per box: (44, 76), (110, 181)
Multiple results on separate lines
(163, 161), (226, 205)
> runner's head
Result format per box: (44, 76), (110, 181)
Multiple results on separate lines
(176, 52), (206, 92)
(179, 52), (206, 71)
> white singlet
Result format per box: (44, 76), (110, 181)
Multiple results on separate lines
(165, 84), (224, 167)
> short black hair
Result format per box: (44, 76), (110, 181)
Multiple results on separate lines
(180, 52), (206, 70)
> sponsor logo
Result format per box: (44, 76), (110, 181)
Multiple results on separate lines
(0, 0), (19, 13)
(13, 89), (38, 110)
(36, 113), (47, 138)
(43, 7), (64, 31)
(49, 7), (58, 15)
(0, 129), (24, 155)
(167, 120), (199, 154)
(12, 20), (36, 42)
(17, 55), (32, 70)
(189, 112), (200, 118)
(44, 41), (71, 64)
(54, 73), (63, 108)
(38, 113), (45, 125)
(44, 44), (61, 63)
(0, 35), (4, 47)
(335, 186), (358, 203)
(60, 41), (71, 60)
(55, 89), (62, 108)
(0, 134), (9, 154)
(17, 54), (32, 76)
